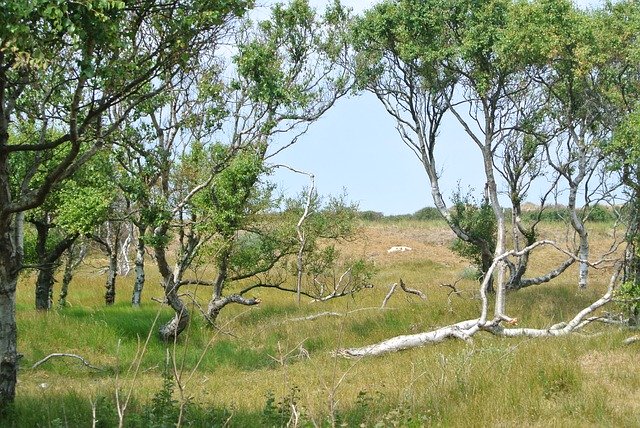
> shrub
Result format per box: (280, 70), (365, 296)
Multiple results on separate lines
(412, 206), (442, 221)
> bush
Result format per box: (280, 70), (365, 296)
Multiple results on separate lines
(584, 204), (614, 222)
(358, 210), (385, 221)
(449, 190), (496, 276)
(412, 206), (442, 221)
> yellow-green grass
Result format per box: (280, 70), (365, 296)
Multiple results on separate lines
(5, 220), (640, 427)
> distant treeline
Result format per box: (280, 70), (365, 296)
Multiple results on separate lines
(358, 204), (619, 223)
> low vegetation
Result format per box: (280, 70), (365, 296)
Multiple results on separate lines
(3, 219), (638, 427)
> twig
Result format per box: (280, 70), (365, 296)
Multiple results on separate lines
(381, 283), (398, 308)
(381, 279), (427, 308)
(399, 278), (427, 300)
(285, 307), (397, 323)
(32, 353), (105, 371)
(440, 278), (463, 297)
(289, 311), (343, 321)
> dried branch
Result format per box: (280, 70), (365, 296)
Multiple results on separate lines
(381, 279), (427, 308)
(399, 279), (427, 300)
(32, 353), (105, 371)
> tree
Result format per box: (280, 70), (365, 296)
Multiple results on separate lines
(143, 0), (354, 341)
(596, 0), (640, 323)
(339, 0), (632, 357)
(0, 0), (252, 409)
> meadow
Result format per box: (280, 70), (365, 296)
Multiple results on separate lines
(4, 218), (640, 427)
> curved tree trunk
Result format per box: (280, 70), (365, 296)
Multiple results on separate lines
(154, 228), (191, 341)
(158, 282), (191, 342)
(207, 295), (261, 325)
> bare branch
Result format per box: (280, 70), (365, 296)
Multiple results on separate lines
(32, 353), (105, 371)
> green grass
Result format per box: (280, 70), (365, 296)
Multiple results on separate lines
(4, 220), (640, 427)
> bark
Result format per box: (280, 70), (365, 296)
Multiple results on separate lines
(569, 185), (590, 289)
(0, 271), (17, 413)
(29, 215), (77, 310)
(105, 251), (118, 306)
(58, 241), (86, 307)
(154, 228), (191, 341)
(131, 226), (146, 307)
(206, 295), (261, 325)
(482, 140), (508, 319)
(0, 214), (22, 410)
(158, 280), (191, 342)
(337, 319), (479, 358)
(58, 257), (73, 308)
(35, 265), (56, 310)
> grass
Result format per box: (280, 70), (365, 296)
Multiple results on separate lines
(4, 219), (640, 427)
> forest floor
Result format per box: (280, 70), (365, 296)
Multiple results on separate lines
(6, 219), (640, 427)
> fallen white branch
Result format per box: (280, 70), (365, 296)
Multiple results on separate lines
(32, 353), (105, 371)
(336, 319), (480, 358)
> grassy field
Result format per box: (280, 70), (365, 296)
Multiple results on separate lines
(4, 219), (640, 427)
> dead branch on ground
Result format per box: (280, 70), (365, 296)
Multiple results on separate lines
(32, 353), (106, 371)
(337, 241), (624, 358)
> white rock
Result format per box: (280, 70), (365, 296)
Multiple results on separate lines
(387, 246), (412, 253)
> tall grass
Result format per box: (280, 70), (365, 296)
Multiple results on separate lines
(4, 220), (639, 427)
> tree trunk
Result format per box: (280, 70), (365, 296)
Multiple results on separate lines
(131, 227), (146, 307)
(569, 184), (589, 289)
(105, 251), (118, 305)
(0, 213), (22, 411)
(35, 265), (56, 310)
(482, 136), (507, 317)
(154, 229), (191, 341)
(158, 280), (190, 342)
(58, 257), (73, 308)
(0, 271), (18, 414)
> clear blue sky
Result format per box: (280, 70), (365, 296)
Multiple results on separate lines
(265, 0), (602, 215)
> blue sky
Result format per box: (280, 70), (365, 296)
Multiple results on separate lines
(265, 0), (602, 215)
